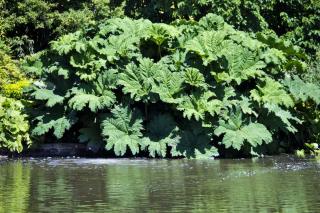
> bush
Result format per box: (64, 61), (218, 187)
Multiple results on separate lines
(297, 54), (320, 146)
(122, 0), (320, 56)
(1, 1), (318, 58)
(25, 14), (320, 158)
(0, 50), (31, 152)
(0, 0), (124, 56)
(0, 96), (31, 152)
(0, 50), (30, 98)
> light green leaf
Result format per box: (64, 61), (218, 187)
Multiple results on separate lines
(51, 32), (82, 55)
(214, 47), (266, 85)
(251, 77), (294, 107)
(184, 67), (207, 88)
(283, 75), (320, 104)
(69, 90), (115, 112)
(119, 58), (159, 102)
(177, 91), (222, 121)
(32, 113), (77, 139)
(239, 96), (257, 117)
(214, 110), (272, 150)
(32, 88), (64, 107)
(185, 31), (234, 65)
(101, 105), (143, 156)
(152, 68), (184, 104)
(264, 103), (302, 133)
(146, 23), (180, 46)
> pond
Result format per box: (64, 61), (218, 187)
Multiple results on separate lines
(0, 156), (319, 213)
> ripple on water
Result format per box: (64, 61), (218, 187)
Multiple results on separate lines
(0, 155), (319, 212)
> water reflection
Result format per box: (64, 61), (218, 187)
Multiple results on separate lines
(0, 161), (31, 213)
(0, 157), (319, 213)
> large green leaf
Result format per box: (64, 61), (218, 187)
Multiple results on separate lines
(70, 54), (107, 81)
(119, 58), (159, 102)
(184, 67), (207, 88)
(177, 91), (222, 121)
(100, 17), (151, 39)
(251, 78), (294, 108)
(51, 31), (84, 55)
(69, 89), (115, 112)
(32, 88), (64, 107)
(68, 71), (117, 112)
(214, 47), (266, 85)
(101, 105), (143, 156)
(32, 112), (78, 139)
(264, 103), (302, 133)
(152, 67), (184, 104)
(214, 110), (272, 150)
(146, 23), (180, 46)
(198, 13), (226, 31)
(97, 18), (151, 60)
(283, 75), (320, 104)
(239, 96), (257, 117)
(185, 31), (234, 65)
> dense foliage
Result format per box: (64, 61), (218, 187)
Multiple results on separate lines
(0, 0), (124, 56)
(1, 0), (319, 57)
(24, 14), (319, 158)
(0, 50), (31, 152)
(0, 96), (31, 152)
(122, 0), (320, 56)
(0, 0), (319, 157)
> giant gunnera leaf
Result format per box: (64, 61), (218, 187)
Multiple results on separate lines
(32, 112), (78, 139)
(152, 67), (184, 104)
(101, 105), (143, 156)
(183, 67), (207, 88)
(177, 91), (222, 121)
(214, 110), (272, 150)
(69, 88), (115, 112)
(119, 58), (159, 102)
(283, 75), (320, 104)
(213, 47), (266, 85)
(184, 30), (234, 66)
(264, 103), (302, 133)
(69, 72), (117, 112)
(51, 31), (84, 55)
(250, 77), (294, 108)
(145, 23), (180, 46)
(32, 88), (64, 107)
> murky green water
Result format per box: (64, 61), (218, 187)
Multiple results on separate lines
(0, 156), (319, 213)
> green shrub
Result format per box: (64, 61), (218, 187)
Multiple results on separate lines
(121, 0), (320, 56)
(0, 49), (31, 153)
(0, 50), (30, 98)
(24, 14), (320, 158)
(0, 0), (124, 56)
(1, 0), (318, 58)
(0, 96), (31, 152)
(297, 55), (320, 147)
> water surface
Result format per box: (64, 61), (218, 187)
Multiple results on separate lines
(0, 156), (319, 212)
